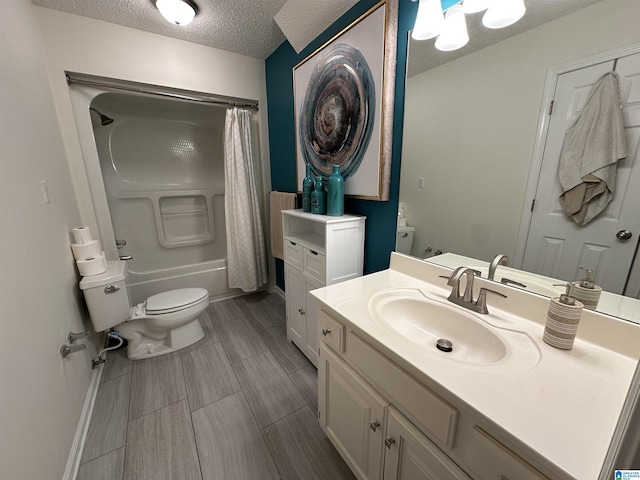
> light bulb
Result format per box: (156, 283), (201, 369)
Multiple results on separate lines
(435, 5), (469, 52)
(412, 0), (445, 41)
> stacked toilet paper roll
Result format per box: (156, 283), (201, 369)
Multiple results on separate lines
(71, 226), (107, 276)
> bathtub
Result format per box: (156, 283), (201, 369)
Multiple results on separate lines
(126, 258), (242, 306)
(89, 92), (243, 304)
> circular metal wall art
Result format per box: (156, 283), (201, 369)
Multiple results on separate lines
(299, 43), (375, 180)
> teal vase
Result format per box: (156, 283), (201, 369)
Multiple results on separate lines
(302, 164), (314, 212)
(311, 177), (326, 214)
(327, 165), (344, 216)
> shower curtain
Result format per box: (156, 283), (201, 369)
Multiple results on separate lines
(224, 107), (268, 292)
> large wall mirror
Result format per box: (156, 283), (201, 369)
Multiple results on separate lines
(398, 0), (640, 324)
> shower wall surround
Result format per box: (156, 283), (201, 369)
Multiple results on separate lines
(91, 92), (238, 304)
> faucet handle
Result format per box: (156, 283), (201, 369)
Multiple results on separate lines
(476, 288), (507, 314)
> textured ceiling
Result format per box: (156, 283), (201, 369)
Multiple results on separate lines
(31, 0), (289, 59)
(408, 0), (602, 76)
(30, 0), (602, 63)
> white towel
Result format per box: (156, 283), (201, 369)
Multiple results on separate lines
(558, 72), (627, 226)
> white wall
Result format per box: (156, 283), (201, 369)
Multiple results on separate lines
(34, 7), (274, 286)
(400, 0), (640, 262)
(0, 1), (96, 478)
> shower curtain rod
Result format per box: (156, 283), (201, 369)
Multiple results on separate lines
(65, 71), (259, 110)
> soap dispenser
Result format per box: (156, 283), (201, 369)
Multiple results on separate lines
(543, 283), (584, 350)
(572, 268), (602, 310)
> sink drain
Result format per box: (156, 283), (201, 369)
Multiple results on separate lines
(436, 338), (453, 353)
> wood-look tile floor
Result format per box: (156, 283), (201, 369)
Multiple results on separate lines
(77, 292), (355, 480)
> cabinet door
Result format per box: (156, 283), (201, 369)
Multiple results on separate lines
(285, 264), (306, 348)
(383, 408), (470, 480)
(303, 274), (323, 366)
(319, 346), (387, 480)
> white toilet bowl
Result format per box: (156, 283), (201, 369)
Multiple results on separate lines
(79, 261), (208, 360)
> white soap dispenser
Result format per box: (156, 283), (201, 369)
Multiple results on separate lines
(543, 283), (584, 350)
(572, 268), (602, 310)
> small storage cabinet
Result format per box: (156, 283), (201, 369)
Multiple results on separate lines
(282, 209), (365, 366)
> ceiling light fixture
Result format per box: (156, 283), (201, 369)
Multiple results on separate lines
(155, 0), (198, 26)
(482, 0), (526, 29)
(412, 0), (445, 41)
(435, 5), (469, 51)
(411, 0), (527, 52)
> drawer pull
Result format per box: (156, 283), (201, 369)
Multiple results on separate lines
(322, 328), (332, 336)
(369, 420), (380, 432)
(289, 241), (297, 245)
(385, 437), (396, 449)
(310, 250), (318, 255)
(298, 308), (305, 315)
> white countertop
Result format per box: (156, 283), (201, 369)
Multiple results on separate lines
(310, 253), (640, 480)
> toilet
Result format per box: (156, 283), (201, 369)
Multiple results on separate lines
(396, 225), (415, 255)
(79, 260), (208, 360)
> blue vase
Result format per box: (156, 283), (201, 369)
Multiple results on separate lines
(302, 164), (314, 212)
(327, 165), (344, 216)
(311, 177), (326, 214)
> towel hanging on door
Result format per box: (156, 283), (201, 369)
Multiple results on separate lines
(558, 72), (627, 226)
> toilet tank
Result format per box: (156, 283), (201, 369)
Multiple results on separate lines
(396, 226), (415, 255)
(79, 260), (131, 332)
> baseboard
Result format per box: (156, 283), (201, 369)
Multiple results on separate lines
(63, 362), (104, 480)
(273, 285), (285, 300)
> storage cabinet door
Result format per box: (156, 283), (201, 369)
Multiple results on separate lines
(285, 265), (306, 347)
(303, 274), (323, 366)
(319, 346), (387, 480)
(383, 408), (470, 480)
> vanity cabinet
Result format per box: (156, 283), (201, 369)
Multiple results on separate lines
(317, 307), (553, 480)
(282, 209), (365, 366)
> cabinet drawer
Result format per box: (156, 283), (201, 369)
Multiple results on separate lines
(319, 310), (345, 353)
(284, 240), (303, 269)
(303, 247), (326, 282)
(466, 427), (548, 480)
(347, 332), (458, 448)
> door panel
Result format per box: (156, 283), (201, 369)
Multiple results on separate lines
(523, 53), (640, 293)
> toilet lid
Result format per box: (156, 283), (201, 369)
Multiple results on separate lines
(146, 288), (209, 315)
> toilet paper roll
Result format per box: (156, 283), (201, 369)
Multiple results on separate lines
(71, 240), (102, 261)
(76, 251), (107, 276)
(72, 226), (93, 245)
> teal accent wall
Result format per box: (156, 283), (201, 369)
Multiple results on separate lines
(266, 0), (419, 289)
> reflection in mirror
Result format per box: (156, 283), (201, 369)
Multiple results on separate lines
(398, 0), (640, 324)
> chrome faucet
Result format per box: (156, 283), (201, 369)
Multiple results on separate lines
(488, 254), (509, 281)
(446, 266), (506, 314)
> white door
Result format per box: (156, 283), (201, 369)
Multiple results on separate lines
(318, 346), (387, 480)
(522, 53), (640, 294)
(382, 408), (470, 480)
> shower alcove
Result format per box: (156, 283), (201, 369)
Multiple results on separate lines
(88, 91), (241, 304)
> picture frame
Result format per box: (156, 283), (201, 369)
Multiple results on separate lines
(293, 0), (397, 200)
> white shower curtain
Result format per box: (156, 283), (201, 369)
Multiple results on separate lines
(224, 108), (268, 292)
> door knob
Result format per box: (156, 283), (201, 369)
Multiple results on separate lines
(369, 420), (380, 432)
(616, 230), (632, 240)
(385, 437), (396, 449)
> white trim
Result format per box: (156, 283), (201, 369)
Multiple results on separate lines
(62, 363), (104, 480)
(513, 43), (640, 269)
(272, 285), (286, 300)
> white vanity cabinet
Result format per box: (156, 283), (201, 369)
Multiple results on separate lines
(317, 306), (554, 480)
(282, 209), (365, 366)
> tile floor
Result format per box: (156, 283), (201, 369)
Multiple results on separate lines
(77, 292), (355, 480)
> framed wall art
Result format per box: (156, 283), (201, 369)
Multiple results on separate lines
(293, 0), (397, 200)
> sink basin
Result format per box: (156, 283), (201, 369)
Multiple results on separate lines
(369, 289), (508, 365)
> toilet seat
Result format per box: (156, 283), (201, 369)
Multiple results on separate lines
(146, 288), (209, 315)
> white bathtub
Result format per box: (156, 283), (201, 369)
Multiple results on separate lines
(126, 258), (242, 306)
